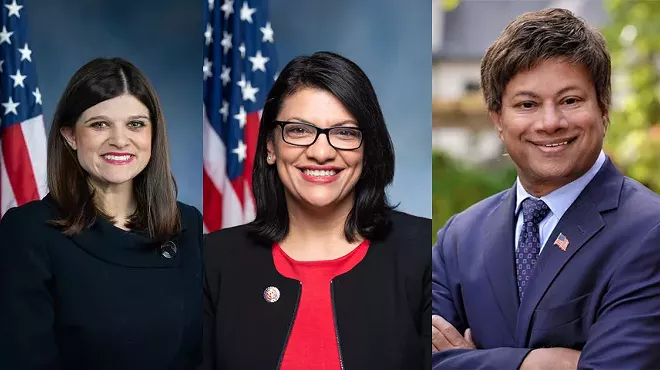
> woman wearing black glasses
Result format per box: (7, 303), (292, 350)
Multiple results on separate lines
(200, 51), (430, 370)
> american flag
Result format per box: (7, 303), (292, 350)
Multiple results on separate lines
(554, 233), (569, 251)
(202, 0), (277, 232)
(0, 0), (47, 218)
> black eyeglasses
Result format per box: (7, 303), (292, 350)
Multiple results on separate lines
(275, 121), (364, 150)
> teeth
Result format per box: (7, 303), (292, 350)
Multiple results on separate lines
(304, 169), (337, 177)
(543, 141), (568, 147)
(103, 155), (132, 161)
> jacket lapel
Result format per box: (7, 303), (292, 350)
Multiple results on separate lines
(514, 159), (622, 346)
(483, 185), (519, 342)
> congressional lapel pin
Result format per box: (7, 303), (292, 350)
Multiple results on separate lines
(160, 240), (177, 259)
(263, 286), (280, 303)
(554, 233), (569, 251)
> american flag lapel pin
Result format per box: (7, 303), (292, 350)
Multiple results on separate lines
(554, 233), (569, 251)
(263, 286), (280, 303)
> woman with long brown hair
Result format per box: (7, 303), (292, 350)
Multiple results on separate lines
(201, 52), (430, 370)
(0, 58), (203, 370)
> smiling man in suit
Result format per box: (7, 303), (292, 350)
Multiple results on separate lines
(432, 8), (660, 370)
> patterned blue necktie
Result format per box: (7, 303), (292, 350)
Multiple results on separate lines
(516, 198), (550, 300)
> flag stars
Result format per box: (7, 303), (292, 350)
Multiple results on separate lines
(242, 80), (259, 103)
(10, 70), (26, 88)
(260, 22), (274, 43)
(208, 0), (215, 11)
(220, 65), (231, 86)
(204, 24), (213, 46)
(238, 43), (246, 59)
(233, 105), (247, 128)
(18, 43), (32, 62)
(2, 97), (19, 115)
(5, 0), (22, 18)
(219, 100), (229, 122)
(237, 73), (257, 104)
(0, 26), (13, 45)
(33, 88), (42, 105)
(249, 50), (269, 72)
(237, 73), (247, 89)
(220, 0), (234, 20)
(232, 140), (247, 162)
(203, 58), (213, 80)
(240, 2), (256, 23)
(221, 31), (232, 54)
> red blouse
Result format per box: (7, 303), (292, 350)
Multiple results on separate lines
(272, 240), (370, 370)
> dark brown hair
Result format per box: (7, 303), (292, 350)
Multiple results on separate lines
(249, 51), (395, 243)
(481, 8), (611, 115)
(47, 57), (180, 244)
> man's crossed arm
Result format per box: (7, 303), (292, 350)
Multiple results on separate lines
(431, 315), (580, 370)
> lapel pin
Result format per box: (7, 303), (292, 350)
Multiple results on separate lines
(263, 286), (280, 303)
(160, 240), (177, 259)
(554, 233), (569, 251)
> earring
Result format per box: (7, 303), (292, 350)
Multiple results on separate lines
(267, 155), (273, 161)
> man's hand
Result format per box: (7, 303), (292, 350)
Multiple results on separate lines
(431, 315), (476, 352)
(520, 348), (581, 370)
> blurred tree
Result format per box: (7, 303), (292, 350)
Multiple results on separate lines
(602, 0), (660, 191)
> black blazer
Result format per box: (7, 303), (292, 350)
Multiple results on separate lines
(0, 194), (204, 370)
(200, 211), (431, 370)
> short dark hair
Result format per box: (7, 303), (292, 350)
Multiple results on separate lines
(481, 8), (611, 115)
(47, 57), (180, 244)
(249, 51), (395, 242)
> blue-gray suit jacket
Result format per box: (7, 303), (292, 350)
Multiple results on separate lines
(432, 158), (660, 369)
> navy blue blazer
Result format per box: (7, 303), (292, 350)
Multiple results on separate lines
(432, 158), (660, 369)
(0, 194), (204, 370)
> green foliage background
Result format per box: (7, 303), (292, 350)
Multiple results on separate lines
(432, 153), (517, 243)
(601, 0), (660, 190)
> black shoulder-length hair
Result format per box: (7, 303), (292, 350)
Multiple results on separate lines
(47, 57), (180, 244)
(249, 51), (395, 243)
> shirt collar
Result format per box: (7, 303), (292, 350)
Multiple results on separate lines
(515, 150), (606, 219)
